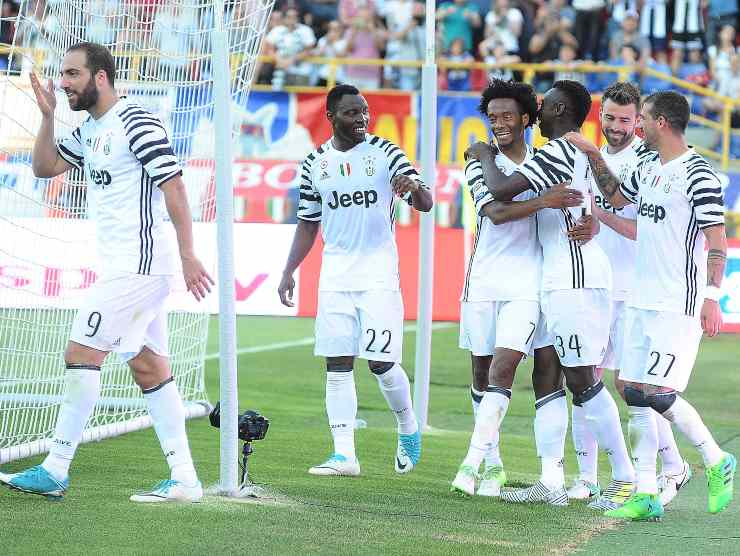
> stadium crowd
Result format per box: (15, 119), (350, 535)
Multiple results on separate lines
(1, 0), (739, 100)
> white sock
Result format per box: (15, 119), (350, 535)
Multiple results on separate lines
(534, 390), (567, 489)
(326, 370), (357, 459)
(628, 406), (659, 494)
(571, 403), (598, 484)
(374, 364), (418, 435)
(662, 395), (723, 467)
(655, 412), (684, 475)
(462, 387), (509, 470)
(42, 365), (101, 481)
(144, 378), (198, 485)
(471, 386), (484, 417)
(581, 384), (635, 483)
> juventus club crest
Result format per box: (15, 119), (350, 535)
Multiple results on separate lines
(363, 155), (375, 177)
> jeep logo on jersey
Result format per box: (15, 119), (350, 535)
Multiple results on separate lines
(90, 169), (112, 187)
(594, 194), (619, 213)
(638, 198), (667, 223)
(327, 189), (378, 209)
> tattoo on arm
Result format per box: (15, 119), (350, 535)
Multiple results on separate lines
(588, 152), (621, 198)
(707, 248), (727, 287)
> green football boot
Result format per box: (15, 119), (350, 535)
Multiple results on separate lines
(706, 452), (736, 514)
(604, 492), (664, 521)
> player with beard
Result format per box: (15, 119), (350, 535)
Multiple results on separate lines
(567, 82), (691, 508)
(0, 42), (213, 502)
(467, 80), (636, 510)
(278, 84), (433, 476)
(452, 79), (585, 499)
(566, 91), (735, 520)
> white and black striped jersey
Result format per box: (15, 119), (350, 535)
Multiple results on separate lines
(516, 137), (612, 292)
(461, 146), (541, 302)
(297, 134), (426, 291)
(57, 97), (180, 276)
(594, 138), (649, 301)
(619, 148), (725, 316)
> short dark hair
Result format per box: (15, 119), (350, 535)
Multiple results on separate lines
(552, 79), (592, 128)
(66, 42), (116, 87)
(478, 79), (538, 128)
(602, 81), (641, 110)
(326, 84), (360, 113)
(643, 91), (690, 132)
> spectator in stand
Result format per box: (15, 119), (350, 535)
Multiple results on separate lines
(338, 0), (377, 26)
(479, 38), (519, 82)
(343, 5), (387, 90)
(382, 0), (417, 88)
(528, 5), (578, 92)
(383, 1), (425, 90)
(0, 0), (19, 72)
(639, 0), (668, 57)
(266, 7), (316, 88)
(642, 50), (673, 93)
(605, 0), (638, 36)
(708, 25), (738, 95)
(677, 47), (710, 88)
(706, 0), (738, 48)
(554, 42), (586, 84)
(548, 0), (576, 27)
(608, 10), (650, 62)
(85, 0), (116, 46)
(482, 0), (524, 56)
(436, 0), (481, 52)
(255, 10), (283, 85)
(443, 37), (474, 91)
(300, 0), (339, 31)
(313, 20), (347, 86)
(153, 3), (199, 81)
(670, 0), (705, 75)
(572, 0), (605, 61)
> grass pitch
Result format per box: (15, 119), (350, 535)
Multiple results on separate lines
(1, 316), (739, 555)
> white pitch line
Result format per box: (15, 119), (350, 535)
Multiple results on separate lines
(204, 321), (455, 361)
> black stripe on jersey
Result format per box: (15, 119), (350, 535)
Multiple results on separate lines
(139, 147), (176, 168)
(299, 192), (320, 202)
(297, 212), (322, 221)
(125, 120), (166, 139)
(553, 139), (576, 168)
(138, 168), (149, 274)
(145, 175), (154, 274)
(121, 110), (154, 124)
(58, 143), (83, 165)
(124, 117), (165, 134)
(684, 213), (699, 316)
(369, 136), (380, 146)
(462, 216), (484, 302)
(317, 144), (326, 154)
(562, 210), (584, 288)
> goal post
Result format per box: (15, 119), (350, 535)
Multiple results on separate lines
(0, 0), (275, 470)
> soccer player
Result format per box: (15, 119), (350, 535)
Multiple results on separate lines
(567, 91), (736, 520)
(452, 79), (585, 501)
(469, 80), (636, 509)
(568, 82), (691, 506)
(0, 43), (213, 502)
(277, 84), (433, 476)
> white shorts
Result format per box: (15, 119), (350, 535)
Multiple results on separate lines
(619, 307), (702, 392)
(600, 299), (627, 371)
(459, 300), (540, 356)
(315, 290), (404, 362)
(530, 311), (553, 353)
(540, 288), (611, 368)
(69, 272), (172, 360)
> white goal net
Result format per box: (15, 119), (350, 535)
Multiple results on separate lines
(0, 0), (274, 463)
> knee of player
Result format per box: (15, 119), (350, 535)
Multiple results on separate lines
(63, 341), (105, 368)
(326, 356), (355, 372)
(368, 360), (394, 375)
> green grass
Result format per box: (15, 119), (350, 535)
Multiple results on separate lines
(1, 316), (739, 555)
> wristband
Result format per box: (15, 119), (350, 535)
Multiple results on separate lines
(705, 286), (722, 302)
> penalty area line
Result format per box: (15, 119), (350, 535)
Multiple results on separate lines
(204, 321), (456, 361)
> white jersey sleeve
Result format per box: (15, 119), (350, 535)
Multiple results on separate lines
(619, 150), (659, 203)
(686, 157), (725, 228)
(296, 154), (322, 221)
(383, 138), (427, 205)
(119, 105), (182, 187)
(464, 159), (494, 215)
(516, 138), (577, 193)
(57, 126), (85, 171)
